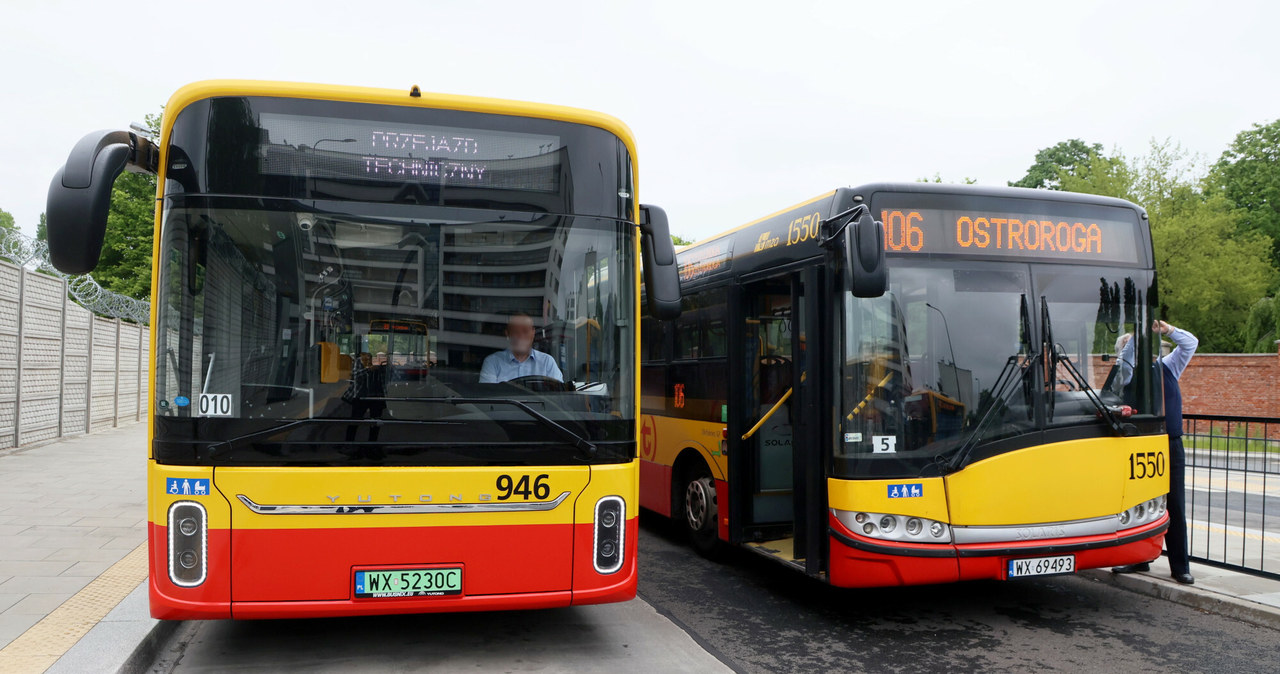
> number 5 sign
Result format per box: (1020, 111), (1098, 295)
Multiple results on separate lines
(872, 435), (897, 453)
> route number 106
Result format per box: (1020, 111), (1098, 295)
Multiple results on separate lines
(1128, 451), (1165, 479)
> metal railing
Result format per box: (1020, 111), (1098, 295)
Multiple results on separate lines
(1181, 414), (1280, 581)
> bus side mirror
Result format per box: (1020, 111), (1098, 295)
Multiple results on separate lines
(843, 209), (887, 298)
(46, 129), (158, 274)
(639, 204), (682, 319)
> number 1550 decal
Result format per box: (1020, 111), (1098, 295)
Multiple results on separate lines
(1128, 451), (1165, 480)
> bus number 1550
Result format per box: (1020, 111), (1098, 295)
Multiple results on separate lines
(1128, 452), (1165, 480)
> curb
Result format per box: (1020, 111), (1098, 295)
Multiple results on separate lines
(118, 618), (183, 674)
(1082, 569), (1280, 632)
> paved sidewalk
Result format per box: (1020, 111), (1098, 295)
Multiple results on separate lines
(1086, 555), (1280, 630)
(0, 423), (149, 668)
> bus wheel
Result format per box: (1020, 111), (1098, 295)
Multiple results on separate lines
(682, 466), (721, 557)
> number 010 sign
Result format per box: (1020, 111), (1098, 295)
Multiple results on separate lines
(197, 393), (234, 417)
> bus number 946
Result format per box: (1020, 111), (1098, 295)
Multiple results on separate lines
(1128, 451), (1165, 480)
(496, 474), (550, 500)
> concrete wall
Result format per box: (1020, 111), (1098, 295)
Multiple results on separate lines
(0, 261), (149, 450)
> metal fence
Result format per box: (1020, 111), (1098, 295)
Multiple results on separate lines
(1182, 414), (1280, 581)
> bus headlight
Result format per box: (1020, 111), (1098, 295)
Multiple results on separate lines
(168, 501), (207, 587)
(593, 496), (625, 575)
(834, 509), (951, 544)
(1116, 494), (1167, 531)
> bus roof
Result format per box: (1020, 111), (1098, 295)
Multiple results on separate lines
(675, 183), (1150, 286)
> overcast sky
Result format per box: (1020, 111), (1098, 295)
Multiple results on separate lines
(3, 0), (1278, 241)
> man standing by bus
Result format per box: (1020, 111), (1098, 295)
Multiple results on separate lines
(1113, 320), (1198, 584)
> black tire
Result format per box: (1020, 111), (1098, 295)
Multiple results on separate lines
(680, 462), (722, 558)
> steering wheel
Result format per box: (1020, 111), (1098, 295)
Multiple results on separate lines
(508, 375), (571, 393)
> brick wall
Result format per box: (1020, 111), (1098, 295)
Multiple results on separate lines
(1089, 347), (1280, 419)
(1178, 350), (1280, 419)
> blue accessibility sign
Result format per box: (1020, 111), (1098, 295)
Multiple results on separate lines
(166, 478), (210, 496)
(887, 483), (923, 499)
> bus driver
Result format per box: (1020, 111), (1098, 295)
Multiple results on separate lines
(479, 312), (564, 384)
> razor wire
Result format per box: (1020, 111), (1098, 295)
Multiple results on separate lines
(0, 227), (151, 324)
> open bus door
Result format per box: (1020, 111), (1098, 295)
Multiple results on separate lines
(727, 267), (827, 576)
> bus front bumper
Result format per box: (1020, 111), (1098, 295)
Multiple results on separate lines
(826, 512), (1168, 588)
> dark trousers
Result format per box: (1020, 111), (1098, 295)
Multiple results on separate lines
(1166, 435), (1190, 575)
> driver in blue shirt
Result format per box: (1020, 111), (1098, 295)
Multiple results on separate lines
(479, 312), (564, 384)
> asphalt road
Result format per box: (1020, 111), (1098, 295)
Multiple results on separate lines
(145, 513), (1280, 674)
(635, 513), (1280, 674)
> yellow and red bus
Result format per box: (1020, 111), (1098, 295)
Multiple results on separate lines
(46, 80), (680, 618)
(641, 184), (1169, 586)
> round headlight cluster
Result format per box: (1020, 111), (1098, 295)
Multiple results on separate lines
(1116, 494), (1167, 531)
(834, 509), (951, 543)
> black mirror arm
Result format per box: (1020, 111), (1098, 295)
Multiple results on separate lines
(46, 129), (159, 275)
(818, 204), (870, 248)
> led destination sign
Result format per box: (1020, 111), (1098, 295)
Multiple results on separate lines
(257, 112), (562, 192)
(873, 199), (1143, 264)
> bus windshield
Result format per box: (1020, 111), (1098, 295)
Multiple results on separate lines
(836, 195), (1161, 479)
(154, 198), (634, 464)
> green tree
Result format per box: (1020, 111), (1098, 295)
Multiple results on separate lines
(1206, 118), (1280, 271)
(671, 234), (693, 246)
(93, 171), (155, 299)
(35, 213), (47, 242)
(917, 173), (977, 185)
(0, 207), (14, 230)
(1060, 140), (1278, 351)
(90, 109), (163, 300)
(1242, 296), (1279, 352)
(1010, 139), (1105, 190)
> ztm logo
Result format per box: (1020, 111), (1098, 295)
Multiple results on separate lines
(640, 416), (657, 459)
(754, 231), (780, 252)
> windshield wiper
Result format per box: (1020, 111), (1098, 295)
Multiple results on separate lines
(207, 417), (428, 460)
(944, 294), (1037, 473)
(373, 396), (598, 456)
(1040, 296), (1136, 437)
(945, 350), (1040, 473)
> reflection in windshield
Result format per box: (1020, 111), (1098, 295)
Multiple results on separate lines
(154, 202), (633, 442)
(838, 262), (1159, 478)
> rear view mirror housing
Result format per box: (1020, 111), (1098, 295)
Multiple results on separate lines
(841, 208), (888, 298)
(639, 204), (682, 320)
(46, 129), (158, 274)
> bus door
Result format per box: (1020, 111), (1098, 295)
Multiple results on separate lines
(731, 271), (822, 566)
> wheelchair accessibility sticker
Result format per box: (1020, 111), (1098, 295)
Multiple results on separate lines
(888, 483), (923, 499)
(166, 478), (210, 496)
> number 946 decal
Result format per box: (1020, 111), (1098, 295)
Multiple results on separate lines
(1128, 451), (1165, 480)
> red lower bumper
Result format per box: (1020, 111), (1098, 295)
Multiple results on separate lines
(827, 513), (1168, 588)
(149, 519), (637, 620)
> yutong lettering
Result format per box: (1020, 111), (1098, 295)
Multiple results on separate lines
(326, 493), (490, 503)
(955, 216), (1103, 255)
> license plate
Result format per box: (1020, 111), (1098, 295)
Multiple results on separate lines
(1007, 554), (1075, 578)
(355, 568), (462, 598)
